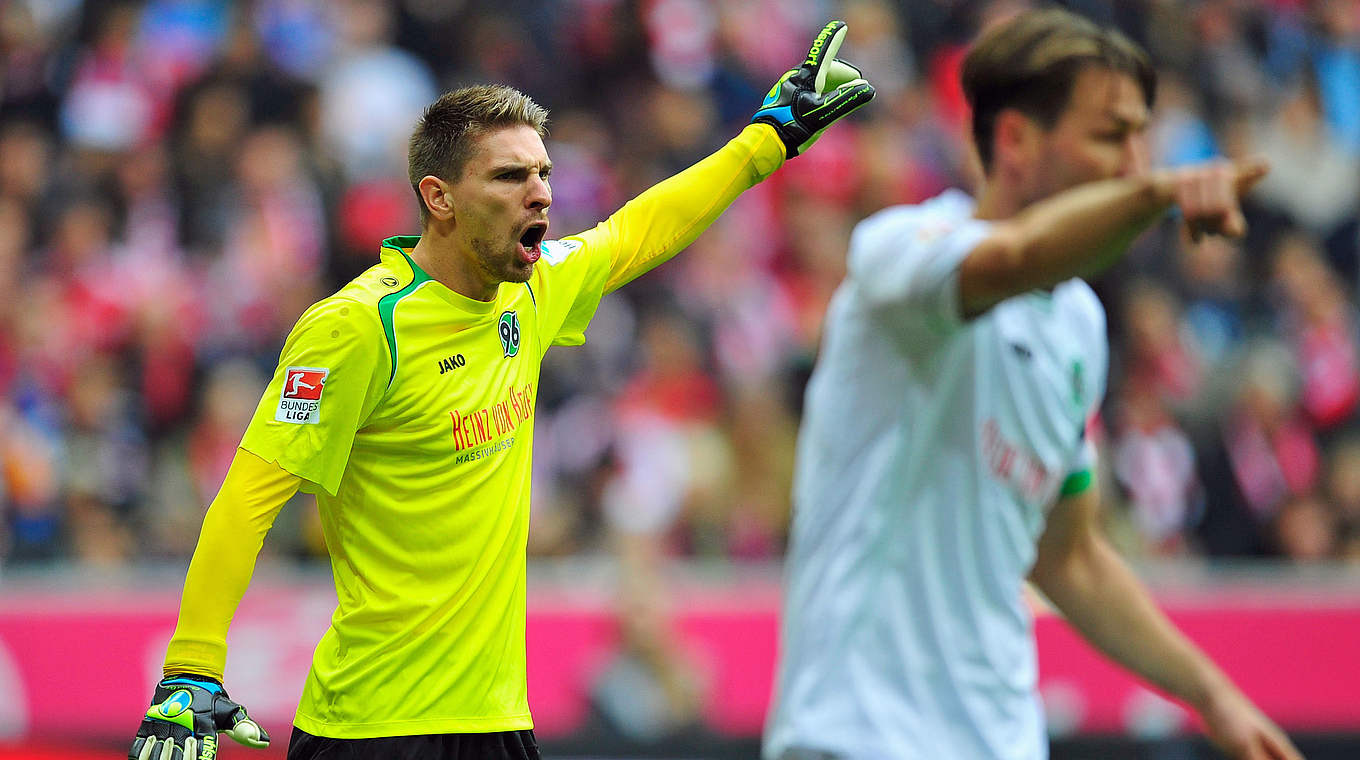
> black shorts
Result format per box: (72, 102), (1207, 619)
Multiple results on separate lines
(286, 726), (541, 760)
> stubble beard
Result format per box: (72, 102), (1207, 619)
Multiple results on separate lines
(472, 234), (532, 286)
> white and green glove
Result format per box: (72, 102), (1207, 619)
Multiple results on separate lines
(751, 20), (876, 158)
(129, 675), (269, 760)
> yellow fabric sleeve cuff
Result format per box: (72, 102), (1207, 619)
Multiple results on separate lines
(162, 448), (301, 680)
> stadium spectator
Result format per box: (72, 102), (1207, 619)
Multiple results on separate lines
(1272, 493), (1339, 561)
(1198, 341), (1320, 555)
(1112, 381), (1202, 555)
(1271, 232), (1360, 433)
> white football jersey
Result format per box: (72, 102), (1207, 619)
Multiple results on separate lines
(764, 190), (1107, 760)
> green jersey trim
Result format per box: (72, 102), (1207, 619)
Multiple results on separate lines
(378, 237), (432, 389)
(1059, 469), (1092, 497)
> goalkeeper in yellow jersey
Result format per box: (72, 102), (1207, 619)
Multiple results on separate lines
(127, 20), (872, 760)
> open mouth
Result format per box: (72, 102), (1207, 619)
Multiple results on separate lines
(518, 221), (548, 264)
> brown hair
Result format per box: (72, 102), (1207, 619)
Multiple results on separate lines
(408, 85), (549, 225)
(962, 8), (1155, 172)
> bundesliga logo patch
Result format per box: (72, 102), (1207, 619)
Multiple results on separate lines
(276, 366), (328, 424)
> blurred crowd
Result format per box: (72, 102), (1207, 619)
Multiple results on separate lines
(0, 0), (1358, 575)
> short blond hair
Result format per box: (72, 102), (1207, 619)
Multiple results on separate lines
(962, 8), (1155, 172)
(408, 85), (549, 225)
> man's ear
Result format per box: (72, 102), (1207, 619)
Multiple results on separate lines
(992, 108), (1042, 176)
(418, 176), (454, 222)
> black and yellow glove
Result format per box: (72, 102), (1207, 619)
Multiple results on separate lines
(129, 675), (269, 760)
(751, 20), (876, 158)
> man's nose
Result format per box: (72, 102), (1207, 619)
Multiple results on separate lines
(527, 176), (551, 210)
(1121, 134), (1149, 178)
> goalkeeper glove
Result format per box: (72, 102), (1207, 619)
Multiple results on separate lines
(129, 675), (269, 760)
(751, 20), (876, 158)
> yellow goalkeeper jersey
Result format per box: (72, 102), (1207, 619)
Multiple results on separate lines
(167, 124), (785, 739)
(242, 238), (567, 736)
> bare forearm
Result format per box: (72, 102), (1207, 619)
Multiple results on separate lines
(1034, 538), (1231, 711)
(963, 176), (1172, 315)
(1034, 482), (1297, 760)
(1014, 175), (1173, 277)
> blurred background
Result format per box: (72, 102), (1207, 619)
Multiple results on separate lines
(0, 0), (1358, 758)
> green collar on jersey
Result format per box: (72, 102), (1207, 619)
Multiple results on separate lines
(382, 234), (421, 251)
(378, 237), (432, 389)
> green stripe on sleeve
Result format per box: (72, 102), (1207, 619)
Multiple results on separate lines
(1059, 469), (1092, 497)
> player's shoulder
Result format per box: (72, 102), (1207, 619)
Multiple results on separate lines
(337, 258), (417, 307)
(851, 189), (977, 254)
(292, 289), (385, 339)
(1059, 278), (1105, 323)
(1056, 278), (1107, 352)
(324, 234), (441, 306)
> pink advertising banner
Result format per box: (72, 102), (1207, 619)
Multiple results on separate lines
(0, 575), (1356, 744)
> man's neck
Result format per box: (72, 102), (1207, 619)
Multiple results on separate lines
(971, 178), (1061, 295)
(409, 228), (497, 302)
(972, 179), (1023, 222)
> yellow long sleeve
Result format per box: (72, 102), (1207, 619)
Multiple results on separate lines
(162, 448), (301, 680)
(585, 123), (786, 293)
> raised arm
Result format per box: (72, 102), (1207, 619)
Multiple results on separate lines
(589, 20), (874, 292)
(590, 123), (785, 292)
(959, 159), (1268, 318)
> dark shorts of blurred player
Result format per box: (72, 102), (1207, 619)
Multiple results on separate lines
(287, 726), (542, 760)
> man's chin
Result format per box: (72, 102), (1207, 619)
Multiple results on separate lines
(504, 262), (534, 283)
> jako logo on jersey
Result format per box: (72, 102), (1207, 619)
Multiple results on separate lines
(158, 689), (193, 718)
(438, 353), (467, 374)
(499, 311), (520, 357)
(276, 366), (328, 424)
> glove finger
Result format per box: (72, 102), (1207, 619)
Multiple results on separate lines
(132, 736), (153, 760)
(184, 737), (197, 760)
(156, 737), (177, 760)
(825, 79), (877, 115)
(225, 717), (271, 748)
(802, 20), (847, 92)
(823, 59), (864, 90)
(804, 79), (876, 125)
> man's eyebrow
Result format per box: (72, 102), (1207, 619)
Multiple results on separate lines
(490, 161), (553, 174)
(1107, 111), (1149, 131)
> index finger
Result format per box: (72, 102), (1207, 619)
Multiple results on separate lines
(1233, 157), (1270, 195)
(1265, 731), (1305, 760)
(803, 20), (847, 93)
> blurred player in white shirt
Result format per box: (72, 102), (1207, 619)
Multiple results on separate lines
(764, 9), (1302, 760)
